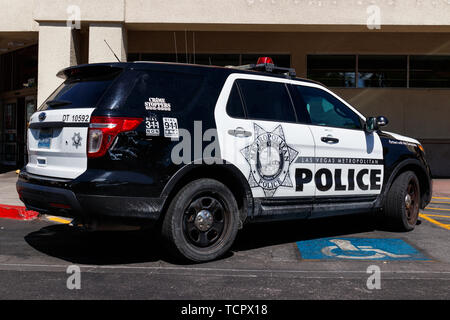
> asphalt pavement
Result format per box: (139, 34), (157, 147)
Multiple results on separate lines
(0, 171), (450, 300)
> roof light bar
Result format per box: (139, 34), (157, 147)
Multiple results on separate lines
(230, 56), (296, 77)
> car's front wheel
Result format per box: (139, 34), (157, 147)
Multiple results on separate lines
(161, 178), (239, 262)
(384, 171), (420, 231)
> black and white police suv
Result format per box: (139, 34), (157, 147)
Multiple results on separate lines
(17, 57), (432, 262)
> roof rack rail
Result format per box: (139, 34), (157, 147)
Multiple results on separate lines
(229, 62), (296, 78)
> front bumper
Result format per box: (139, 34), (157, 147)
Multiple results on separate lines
(16, 171), (165, 222)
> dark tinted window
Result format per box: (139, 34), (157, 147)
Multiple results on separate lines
(287, 85), (312, 124)
(39, 76), (117, 111)
(226, 83), (245, 118)
(307, 55), (356, 88)
(294, 85), (362, 129)
(358, 55), (407, 87)
(123, 70), (206, 112)
(410, 55), (450, 88)
(238, 79), (296, 123)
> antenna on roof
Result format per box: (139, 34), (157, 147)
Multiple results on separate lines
(192, 31), (196, 65)
(173, 32), (178, 63)
(104, 39), (120, 62)
(184, 29), (188, 63)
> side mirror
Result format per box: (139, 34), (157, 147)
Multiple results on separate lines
(365, 117), (378, 133)
(376, 116), (389, 127)
(365, 116), (389, 133)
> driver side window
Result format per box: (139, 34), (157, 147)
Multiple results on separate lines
(293, 85), (362, 130)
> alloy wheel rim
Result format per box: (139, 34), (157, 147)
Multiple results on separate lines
(405, 178), (419, 224)
(183, 195), (226, 248)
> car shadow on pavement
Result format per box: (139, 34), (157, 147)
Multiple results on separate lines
(24, 212), (385, 265)
(24, 224), (168, 265)
(232, 213), (381, 252)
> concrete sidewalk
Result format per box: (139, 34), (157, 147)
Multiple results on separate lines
(432, 179), (450, 197)
(1, 170), (449, 207)
(0, 171), (23, 206)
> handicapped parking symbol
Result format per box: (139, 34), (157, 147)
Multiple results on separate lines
(321, 239), (411, 260)
(297, 237), (430, 261)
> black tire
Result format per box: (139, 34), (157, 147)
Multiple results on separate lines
(384, 171), (420, 231)
(161, 178), (239, 262)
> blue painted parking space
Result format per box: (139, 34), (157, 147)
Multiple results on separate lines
(296, 237), (430, 261)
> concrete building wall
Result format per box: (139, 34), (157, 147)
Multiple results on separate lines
(0, 0), (37, 32)
(1, 0), (449, 32)
(88, 24), (127, 63)
(124, 0), (450, 30)
(37, 23), (78, 106)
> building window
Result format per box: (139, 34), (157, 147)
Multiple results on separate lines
(307, 55), (356, 88)
(358, 55), (407, 88)
(128, 53), (291, 68)
(307, 54), (450, 89)
(0, 45), (38, 93)
(410, 55), (450, 88)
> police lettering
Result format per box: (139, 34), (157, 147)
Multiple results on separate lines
(295, 168), (382, 192)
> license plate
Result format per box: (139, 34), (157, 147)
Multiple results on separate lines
(38, 128), (52, 149)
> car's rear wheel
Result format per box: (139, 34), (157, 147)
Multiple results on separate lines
(384, 171), (420, 231)
(161, 178), (239, 262)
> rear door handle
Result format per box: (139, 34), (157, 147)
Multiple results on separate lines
(321, 136), (339, 144)
(228, 127), (252, 138)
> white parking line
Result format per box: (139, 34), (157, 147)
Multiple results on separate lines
(1, 262), (450, 277)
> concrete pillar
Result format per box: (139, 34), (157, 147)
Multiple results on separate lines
(37, 23), (78, 106)
(88, 23), (127, 63)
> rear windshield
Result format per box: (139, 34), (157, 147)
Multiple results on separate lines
(39, 72), (120, 111)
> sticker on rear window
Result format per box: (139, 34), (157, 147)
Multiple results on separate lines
(145, 97), (172, 111)
(145, 115), (160, 136)
(162, 117), (179, 138)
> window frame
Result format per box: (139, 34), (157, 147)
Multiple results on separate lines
(231, 78), (300, 124)
(219, 73), (367, 130)
(290, 84), (365, 131)
(225, 81), (247, 119)
(306, 54), (450, 89)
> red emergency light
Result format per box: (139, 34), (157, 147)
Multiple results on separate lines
(256, 57), (274, 65)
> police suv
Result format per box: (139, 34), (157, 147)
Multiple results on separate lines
(17, 58), (432, 262)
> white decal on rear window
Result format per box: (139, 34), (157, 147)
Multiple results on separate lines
(162, 117), (179, 138)
(145, 97), (172, 111)
(145, 115), (160, 136)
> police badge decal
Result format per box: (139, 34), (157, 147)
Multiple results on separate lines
(241, 123), (298, 197)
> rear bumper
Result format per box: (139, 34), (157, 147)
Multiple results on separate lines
(16, 171), (165, 222)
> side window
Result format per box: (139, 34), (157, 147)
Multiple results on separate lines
(123, 70), (205, 112)
(237, 79), (297, 123)
(226, 82), (246, 118)
(293, 85), (362, 129)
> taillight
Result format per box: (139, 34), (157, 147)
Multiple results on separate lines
(87, 116), (143, 158)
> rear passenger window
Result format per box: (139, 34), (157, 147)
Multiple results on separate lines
(237, 79), (296, 123)
(226, 82), (246, 118)
(123, 70), (205, 112)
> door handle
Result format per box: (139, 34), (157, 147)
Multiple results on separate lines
(321, 136), (339, 144)
(228, 127), (252, 138)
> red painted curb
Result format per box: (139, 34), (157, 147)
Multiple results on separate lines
(0, 204), (39, 221)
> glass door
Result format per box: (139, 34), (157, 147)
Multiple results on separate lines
(24, 97), (37, 164)
(3, 101), (17, 165)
